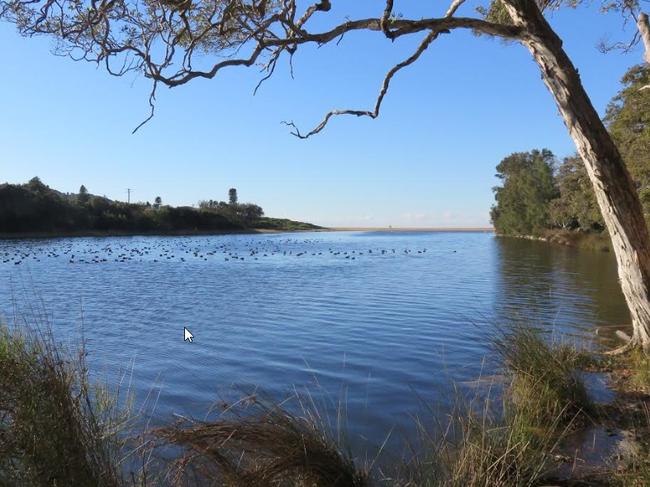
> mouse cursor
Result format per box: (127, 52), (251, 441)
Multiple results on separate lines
(183, 327), (194, 343)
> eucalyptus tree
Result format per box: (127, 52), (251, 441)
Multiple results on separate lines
(491, 149), (558, 236)
(2, 0), (650, 349)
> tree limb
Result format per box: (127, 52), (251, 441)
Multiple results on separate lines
(638, 12), (650, 64)
(445, 0), (466, 18)
(285, 29), (440, 138)
(381, 0), (394, 39)
(0, 0), (523, 133)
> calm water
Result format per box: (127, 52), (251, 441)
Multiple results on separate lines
(0, 231), (629, 458)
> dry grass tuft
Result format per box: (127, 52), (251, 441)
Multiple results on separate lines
(153, 398), (370, 487)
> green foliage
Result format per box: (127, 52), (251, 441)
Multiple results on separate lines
(255, 217), (321, 231)
(606, 64), (650, 222)
(412, 402), (563, 487)
(0, 178), (319, 233)
(0, 324), (125, 486)
(490, 149), (558, 236)
(237, 202), (264, 226)
(477, 0), (513, 25)
(198, 199), (267, 226)
(493, 65), (650, 237)
(494, 325), (592, 428)
(0, 178), (315, 234)
(0, 179), (239, 233)
(616, 348), (650, 393)
(548, 156), (604, 231)
(78, 184), (89, 204)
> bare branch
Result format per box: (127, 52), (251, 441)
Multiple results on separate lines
(132, 80), (158, 134)
(381, 0), (394, 39)
(445, 0), (466, 18)
(0, 0), (523, 134)
(597, 31), (640, 54)
(149, 16), (522, 88)
(286, 29), (440, 139)
(296, 0), (330, 28)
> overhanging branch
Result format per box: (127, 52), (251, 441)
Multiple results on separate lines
(284, 29), (441, 139)
(0, 0), (524, 133)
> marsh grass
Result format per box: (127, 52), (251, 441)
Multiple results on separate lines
(400, 383), (573, 487)
(0, 322), (144, 486)
(0, 316), (607, 487)
(618, 349), (650, 393)
(494, 325), (593, 428)
(150, 380), (575, 487)
(152, 395), (370, 487)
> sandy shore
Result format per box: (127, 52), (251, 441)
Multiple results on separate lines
(326, 226), (494, 232)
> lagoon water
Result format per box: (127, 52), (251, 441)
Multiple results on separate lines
(0, 231), (629, 459)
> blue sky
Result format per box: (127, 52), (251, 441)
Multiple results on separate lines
(0, 2), (644, 227)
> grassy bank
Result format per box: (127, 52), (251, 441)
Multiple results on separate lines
(2, 321), (648, 486)
(253, 217), (324, 232)
(0, 325), (132, 486)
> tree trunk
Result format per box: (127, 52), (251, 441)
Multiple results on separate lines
(502, 0), (650, 350)
(639, 13), (650, 92)
(638, 12), (650, 65)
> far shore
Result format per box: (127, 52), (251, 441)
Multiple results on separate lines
(0, 228), (287, 240)
(0, 226), (494, 240)
(327, 226), (494, 232)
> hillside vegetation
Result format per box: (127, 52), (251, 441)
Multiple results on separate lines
(0, 179), (320, 235)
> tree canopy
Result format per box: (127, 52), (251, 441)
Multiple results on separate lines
(491, 149), (558, 235)
(0, 0), (645, 132)
(0, 0), (568, 133)
(549, 156), (603, 232)
(492, 64), (650, 237)
(605, 65), (650, 218)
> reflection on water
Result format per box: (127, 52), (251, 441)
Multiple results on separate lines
(494, 238), (629, 340)
(0, 231), (629, 456)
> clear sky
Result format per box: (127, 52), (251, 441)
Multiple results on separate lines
(0, 2), (644, 227)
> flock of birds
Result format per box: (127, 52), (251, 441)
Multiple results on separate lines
(0, 237), (438, 266)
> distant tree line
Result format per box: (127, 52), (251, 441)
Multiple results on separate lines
(0, 181), (297, 233)
(197, 188), (264, 227)
(491, 65), (650, 237)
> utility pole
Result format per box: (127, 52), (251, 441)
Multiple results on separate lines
(127, 188), (133, 204)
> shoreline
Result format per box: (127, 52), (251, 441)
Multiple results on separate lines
(326, 226), (494, 232)
(496, 229), (612, 252)
(0, 228), (289, 240)
(0, 226), (494, 240)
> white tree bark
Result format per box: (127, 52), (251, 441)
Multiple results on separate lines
(638, 12), (650, 65)
(638, 12), (650, 91)
(503, 0), (650, 350)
